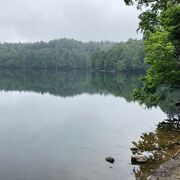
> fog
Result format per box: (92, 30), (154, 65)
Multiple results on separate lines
(0, 0), (141, 42)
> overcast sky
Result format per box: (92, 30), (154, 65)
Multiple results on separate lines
(0, 0), (142, 42)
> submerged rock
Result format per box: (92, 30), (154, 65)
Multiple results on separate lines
(131, 154), (148, 163)
(175, 102), (180, 107)
(130, 147), (139, 151)
(155, 144), (161, 150)
(175, 141), (180, 145)
(130, 147), (139, 154)
(105, 157), (115, 163)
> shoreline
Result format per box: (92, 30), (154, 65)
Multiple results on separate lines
(149, 151), (180, 180)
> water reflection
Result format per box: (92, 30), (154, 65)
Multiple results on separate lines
(131, 95), (180, 180)
(0, 69), (178, 180)
(132, 123), (180, 179)
(0, 69), (142, 100)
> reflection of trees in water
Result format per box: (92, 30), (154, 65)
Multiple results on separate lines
(131, 85), (180, 179)
(131, 114), (180, 180)
(158, 117), (180, 131)
(0, 69), (179, 180)
(158, 88), (180, 130)
(0, 69), (142, 101)
(130, 86), (180, 179)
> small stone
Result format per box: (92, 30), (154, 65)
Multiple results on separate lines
(175, 141), (180, 145)
(105, 157), (115, 163)
(155, 144), (161, 150)
(131, 154), (148, 163)
(130, 147), (139, 154)
(130, 147), (139, 151)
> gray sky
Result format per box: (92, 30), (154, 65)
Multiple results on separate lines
(0, 0), (142, 42)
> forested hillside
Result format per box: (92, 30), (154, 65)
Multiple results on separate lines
(0, 38), (145, 71)
(90, 39), (145, 71)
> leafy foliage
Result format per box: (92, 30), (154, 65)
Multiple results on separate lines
(124, 0), (180, 105)
(124, 0), (180, 34)
(89, 39), (145, 72)
(0, 38), (145, 72)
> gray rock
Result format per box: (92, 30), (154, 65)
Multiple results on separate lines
(131, 154), (148, 163)
(149, 153), (180, 180)
(155, 144), (161, 150)
(175, 141), (180, 145)
(105, 157), (115, 163)
(130, 147), (138, 150)
(130, 147), (139, 154)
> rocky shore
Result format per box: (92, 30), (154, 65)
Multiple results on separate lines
(149, 151), (180, 180)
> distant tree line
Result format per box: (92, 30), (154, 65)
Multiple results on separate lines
(90, 39), (145, 71)
(0, 38), (145, 72)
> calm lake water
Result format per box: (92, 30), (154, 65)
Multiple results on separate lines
(0, 70), (168, 180)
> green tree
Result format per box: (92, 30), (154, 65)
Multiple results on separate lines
(124, 0), (180, 104)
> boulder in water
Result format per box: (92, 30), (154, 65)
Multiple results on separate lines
(131, 154), (148, 163)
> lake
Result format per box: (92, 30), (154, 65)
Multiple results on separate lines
(0, 69), (169, 180)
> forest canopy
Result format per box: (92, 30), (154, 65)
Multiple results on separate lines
(0, 38), (145, 72)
